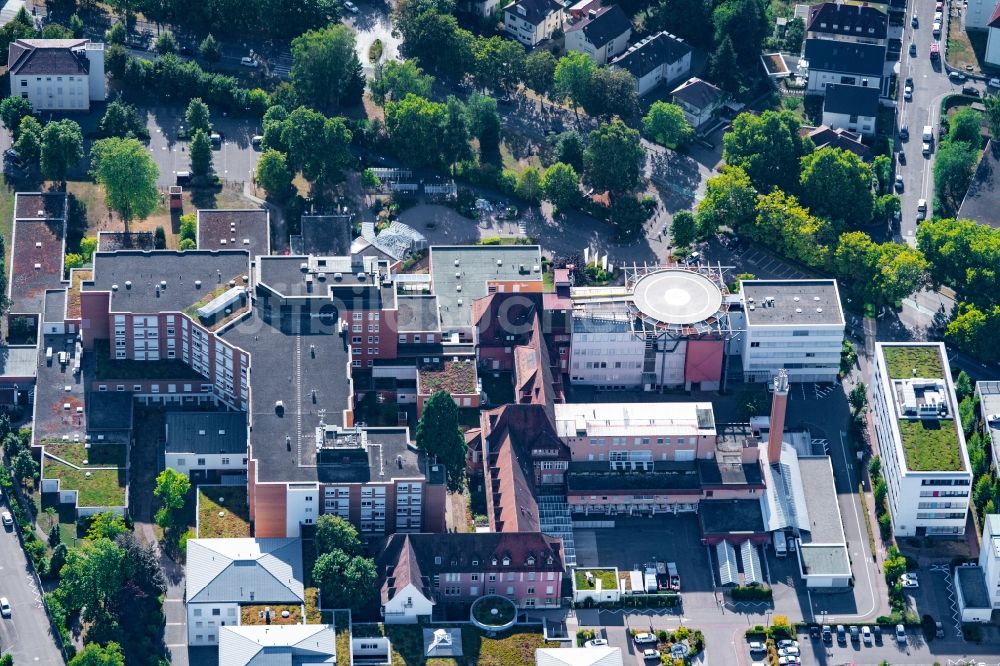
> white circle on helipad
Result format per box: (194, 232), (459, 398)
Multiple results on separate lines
(632, 269), (723, 325)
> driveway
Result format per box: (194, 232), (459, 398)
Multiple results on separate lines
(345, 0), (402, 77)
(0, 508), (66, 664)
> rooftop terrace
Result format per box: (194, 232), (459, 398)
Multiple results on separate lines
(898, 419), (964, 471)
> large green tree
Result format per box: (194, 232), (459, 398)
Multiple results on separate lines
(416, 390), (467, 491)
(948, 107), (983, 147)
(291, 24), (365, 111)
(255, 149), (293, 198)
(642, 101), (693, 148)
(441, 96), (471, 173)
(395, 1), (473, 79)
(985, 93), (1000, 139)
(99, 100), (149, 140)
(280, 107), (353, 183)
(554, 51), (596, 118)
(315, 515), (362, 556)
(917, 217), (1000, 304)
(466, 93), (502, 157)
(152, 467), (190, 529)
(646, 0), (714, 47)
(671, 210), (697, 248)
(799, 147), (874, 226)
(312, 549), (377, 612)
(525, 50), (557, 99)
(184, 98), (211, 136)
(189, 129), (212, 178)
(933, 141), (978, 217)
(582, 67), (638, 120)
(833, 231), (928, 306)
(0, 96), (32, 139)
(91, 137), (159, 234)
(369, 59), (434, 105)
(41, 119), (84, 185)
(541, 162), (580, 210)
(0, 8), (36, 61)
(723, 110), (811, 192)
(610, 194), (647, 241)
(56, 538), (127, 624)
(385, 94), (448, 168)
(472, 35), (526, 94)
(14, 115), (42, 166)
(696, 166), (757, 236)
(68, 642), (125, 666)
(751, 190), (831, 268)
(713, 0), (769, 64)
(709, 35), (742, 94)
(584, 120), (643, 194)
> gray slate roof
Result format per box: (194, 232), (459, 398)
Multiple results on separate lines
(823, 83), (880, 116)
(8, 39), (90, 76)
(165, 411), (248, 455)
(567, 5), (631, 48)
(186, 538), (304, 605)
(804, 38), (885, 76)
(611, 31), (691, 79)
(219, 624), (336, 666)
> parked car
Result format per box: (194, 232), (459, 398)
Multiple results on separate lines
(850, 626), (860, 643)
(633, 633), (657, 645)
(777, 658), (799, 665)
(251, 135), (263, 149)
(822, 625), (832, 643)
(584, 639), (608, 648)
(917, 199), (928, 220)
(685, 251), (701, 265)
(748, 641), (766, 654)
(0, 598), (9, 618)
(962, 85), (981, 97)
(873, 625), (882, 643)
(990, 77), (1000, 88)
(900, 124), (909, 140)
(240, 56), (257, 67)
(343, 0), (359, 11)
(896, 624), (907, 645)
(909, 42), (917, 56)
(862, 626), (873, 645)
(837, 625), (846, 644)
(1, 512), (12, 528)
(935, 621), (945, 638)
(987, 413), (1000, 422)
(176, 171), (192, 185)
(912, 13), (918, 26)
(641, 649), (660, 660)
(949, 70), (967, 82)
(904, 84), (913, 100)
(210, 132), (222, 148)
(777, 640), (799, 649)
(902, 572), (920, 588)
(895, 174), (904, 191)
(778, 647), (800, 657)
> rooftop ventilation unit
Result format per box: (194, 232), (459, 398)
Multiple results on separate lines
(317, 272), (326, 281)
(112, 284), (118, 291)
(195, 280), (202, 288)
(300, 262), (308, 271)
(160, 281), (167, 289)
(357, 273), (366, 281)
(454, 259), (460, 267)
(334, 273), (343, 281)
(125, 281), (132, 289)
(497, 259), (503, 266)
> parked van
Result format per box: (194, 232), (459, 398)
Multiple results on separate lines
(773, 530), (787, 557)
(45, 347), (53, 364)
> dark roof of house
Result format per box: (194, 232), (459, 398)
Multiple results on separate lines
(15, 193), (67, 221)
(165, 411), (248, 455)
(807, 3), (888, 40)
(697, 460), (765, 487)
(671, 77), (724, 110)
(86, 392), (135, 432)
(8, 39), (90, 76)
(823, 83), (880, 116)
(611, 31), (692, 79)
(958, 139), (1000, 228)
(804, 125), (873, 161)
(10, 217), (66, 316)
(197, 209), (270, 259)
(804, 38), (885, 76)
(566, 461), (702, 492)
(699, 499), (766, 535)
(294, 214), (352, 257)
(504, 0), (563, 25)
(566, 5), (631, 48)
(956, 565), (991, 609)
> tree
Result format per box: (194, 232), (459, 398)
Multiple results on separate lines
(525, 50), (557, 99)
(312, 549), (377, 612)
(441, 96), (470, 172)
(945, 303), (1000, 361)
(69, 13), (85, 38)
(315, 515), (361, 556)
(584, 120), (643, 194)
(395, 0), (473, 78)
(696, 166), (757, 237)
(849, 382), (868, 417)
(551, 131), (584, 171)
(0, 8), (37, 61)
(872, 154), (892, 195)
(87, 512), (128, 541)
(291, 24), (365, 111)
(14, 116), (42, 165)
(610, 195), (647, 241)
(99, 100), (148, 140)
(50, 542), (68, 579)
(256, 149), (292, 198)
(152, 467), (190, 529)
(91, 138), (159, 234)
(671, 210), (697, 248)
(465, 93), (501, 157)
(105, 22), (127, 46)
(646, 0), (714, 48)
(833, 232), (927, 307)
(369, 59), (434, 105)
(184, 98), (211, 137)
(933, 141), (978, 217)
(868, 455), (881, 479)
(799, 147), (874, 226)
(948, 107), (983, 147)
(713, 0), (769, 65)
(280, 107), (353, 183)
(783, 16), (805, 52)
(642, 101), (693, 148)
(554, 52), (596, 118)
(416, 390), (467, 491)
(56, 538), (127, 623)
(154, 226), (166, 249)
(11, 448), (38, 485)
(68, 642), (125, 666)
(189, 129), (212, 178)
(385, 94), (448, 168)
(985, 93), (1000, 140)
(472, 35), (526, 94)
(154, 31), (178, 55)
(41, 119), (84, 185)
(541, 162), (580, 210)
(199, 34), (221, 62)
(582, 67), (638, 120)
(751, 190), (831, 268)
(955, 370), (973, 401)
(0, 96), (32, 138)
(515, 167), (542, 204)
(361, 168), (381, 190)
(709, 35), (741, 94)
(723, 110), (811, 193)
(916, 217), (1000, 304)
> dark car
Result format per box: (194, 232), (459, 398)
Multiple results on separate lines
(962, 85), (981, 97)
(822, 625), (832, 643)
(836, 625), (846, 644)
(873, 625), (883, 643)
(898, 149), (906, 165)
(900, 125), (909, 141)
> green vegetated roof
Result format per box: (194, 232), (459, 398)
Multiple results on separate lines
(883, 345), (944, 380)
(898, 419), (964, 471)
(44, 458), (126, 507)
(574, 568), (618, 591)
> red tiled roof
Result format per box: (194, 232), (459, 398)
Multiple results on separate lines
(513, 313), (563, 409)
(990, 2), (1000, 28)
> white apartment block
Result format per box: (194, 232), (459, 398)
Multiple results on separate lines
(8, 39), (106, 111)
(979, 514), (1000, 608)
(871, 343), (972, 537)
(504, 0), (564, 47)
(739, 279), (845, 383)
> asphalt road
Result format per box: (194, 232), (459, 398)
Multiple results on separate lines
(0, 515), (65, 664)
(896, 0), (986, 245)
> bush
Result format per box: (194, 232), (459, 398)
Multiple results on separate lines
(730, 585), (773, 601)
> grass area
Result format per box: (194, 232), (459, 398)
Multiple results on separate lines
(305, 587), (321, 624)
(947, 16), (988, 75)
(0, 176), (15, 274)
(41, 441), (126, 467)
(898, 419), (964, 471)
(471, 596), (516, 626)
(467, 629), (556, 666)
(334, 611), (351, 666)
(574, 568), (618, 591)
(241, 604), (302, 625)
(66, 269), (92, 319)
(500, 140), (542, 175)
(43, 457), (127, 507)
(93, 339), (205, 380)
(882, 345), (944, 379)
(197, 485), (250, 538)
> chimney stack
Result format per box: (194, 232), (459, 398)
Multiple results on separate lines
(767, 369), (789, 465)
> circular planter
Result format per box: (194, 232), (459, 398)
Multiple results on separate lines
(470, 595), (517, 632)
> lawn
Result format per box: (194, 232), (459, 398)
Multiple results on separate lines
(241, 604), (302, 625)
(42, 441), (126, 467)
(305, 587), (322, 624)
(43, 457), (127, 507)
(0, 175), (15, 271)
(898, 419), (964, 471)
(197, 485), (250, 538)
(418, 362), (478, 394)
(882, 345), (944, 379)
(575, 568), (618, 591)
(334, 611), (351, 666)
(947, 15), (988, 75)
(465, 629), (557, 666)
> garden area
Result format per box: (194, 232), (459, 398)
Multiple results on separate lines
(197, 485), (251, 538)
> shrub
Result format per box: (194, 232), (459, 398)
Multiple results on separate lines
(731, 585), (773, 601)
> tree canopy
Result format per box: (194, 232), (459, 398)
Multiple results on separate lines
(584, 120), (643, 194)
(370, 60), (434, 105)
(41, 119), (84, 184)
(642, 101), (693, 148)
(291, 24), (365, 111)
(416, 390), (467, 491)
(152, 467), (190, 529)
(723, 110), (811, 192)
(541, 162), (580, 210)
(315, 515), (362, 556)
(91, 137), (159, 233)
(799, 147), (874, 226)
(696, 166), (757, 237)
(833, 231), (928, 306)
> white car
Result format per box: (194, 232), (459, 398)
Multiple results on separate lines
(988, 413), (1000, 423)
(633, 632), (657, 644)
(862, 626), (873, 645)
(584, 639), (608, 648)
(778, 646), (800, 657)
(777, 657), (800, 665)
(895, 624), (907, 644)
(641, 649), (660, 660)
(777, 640), (799, 649)
(343, 0), (359, 11)
(904, 84), (913, 100)
(990, 77), (1000, 88)
(901, 572), (920, 588)
(1, 512), (11, 528)
(748, 641), (766, 653)
(0, 598), (9, 617)
(240, 56), (257, 68)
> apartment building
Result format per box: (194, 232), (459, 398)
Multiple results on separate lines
(504, 0), (564, 47)
(977, 514), (1000, 608)
(871, 343), (972, 537)
(8, 39), (106, 111)
(564, 5), (632, 65)
(805, 3), (889, 46)
(738, 279), (846, 384)
(164, 411), (248, 481)
(375, 532), (565, 623)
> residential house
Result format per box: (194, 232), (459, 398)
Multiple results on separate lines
(8, 39), (106, 111)
(218, 625), (337, 666)
(803, 125), (872, 161)
(610, 31), (692, 96)
(185, 538), (305, 647)
(803, 38), (885, 94)
(460, 0), (503, 18)
(504, 0), (565, 47)
(565, 5), (632, 65)
(375, 532), (565, 623)
(806, 3), (889, 46)
(821, 83), (879, 136)
(670, 77), (725, 131)
(163, 411), (248, 482)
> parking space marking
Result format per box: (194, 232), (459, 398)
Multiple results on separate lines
(931, 563), (964, 639)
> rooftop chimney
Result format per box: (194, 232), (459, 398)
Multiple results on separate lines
(767, 369), (789, 465)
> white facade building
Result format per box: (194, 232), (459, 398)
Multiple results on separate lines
(219, 625), (336, 666)
(870, 343), (972, 538)
(564, 5), (632, 65)
(966, 0), (997, 30)
(8, 39), (106, 111)
(504, 0), (564, 47)
(740, 280), (845, 384)
(978, 514), (1000, 608)
(163, 411), (247, 480)
(610, 32), (692, 96)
